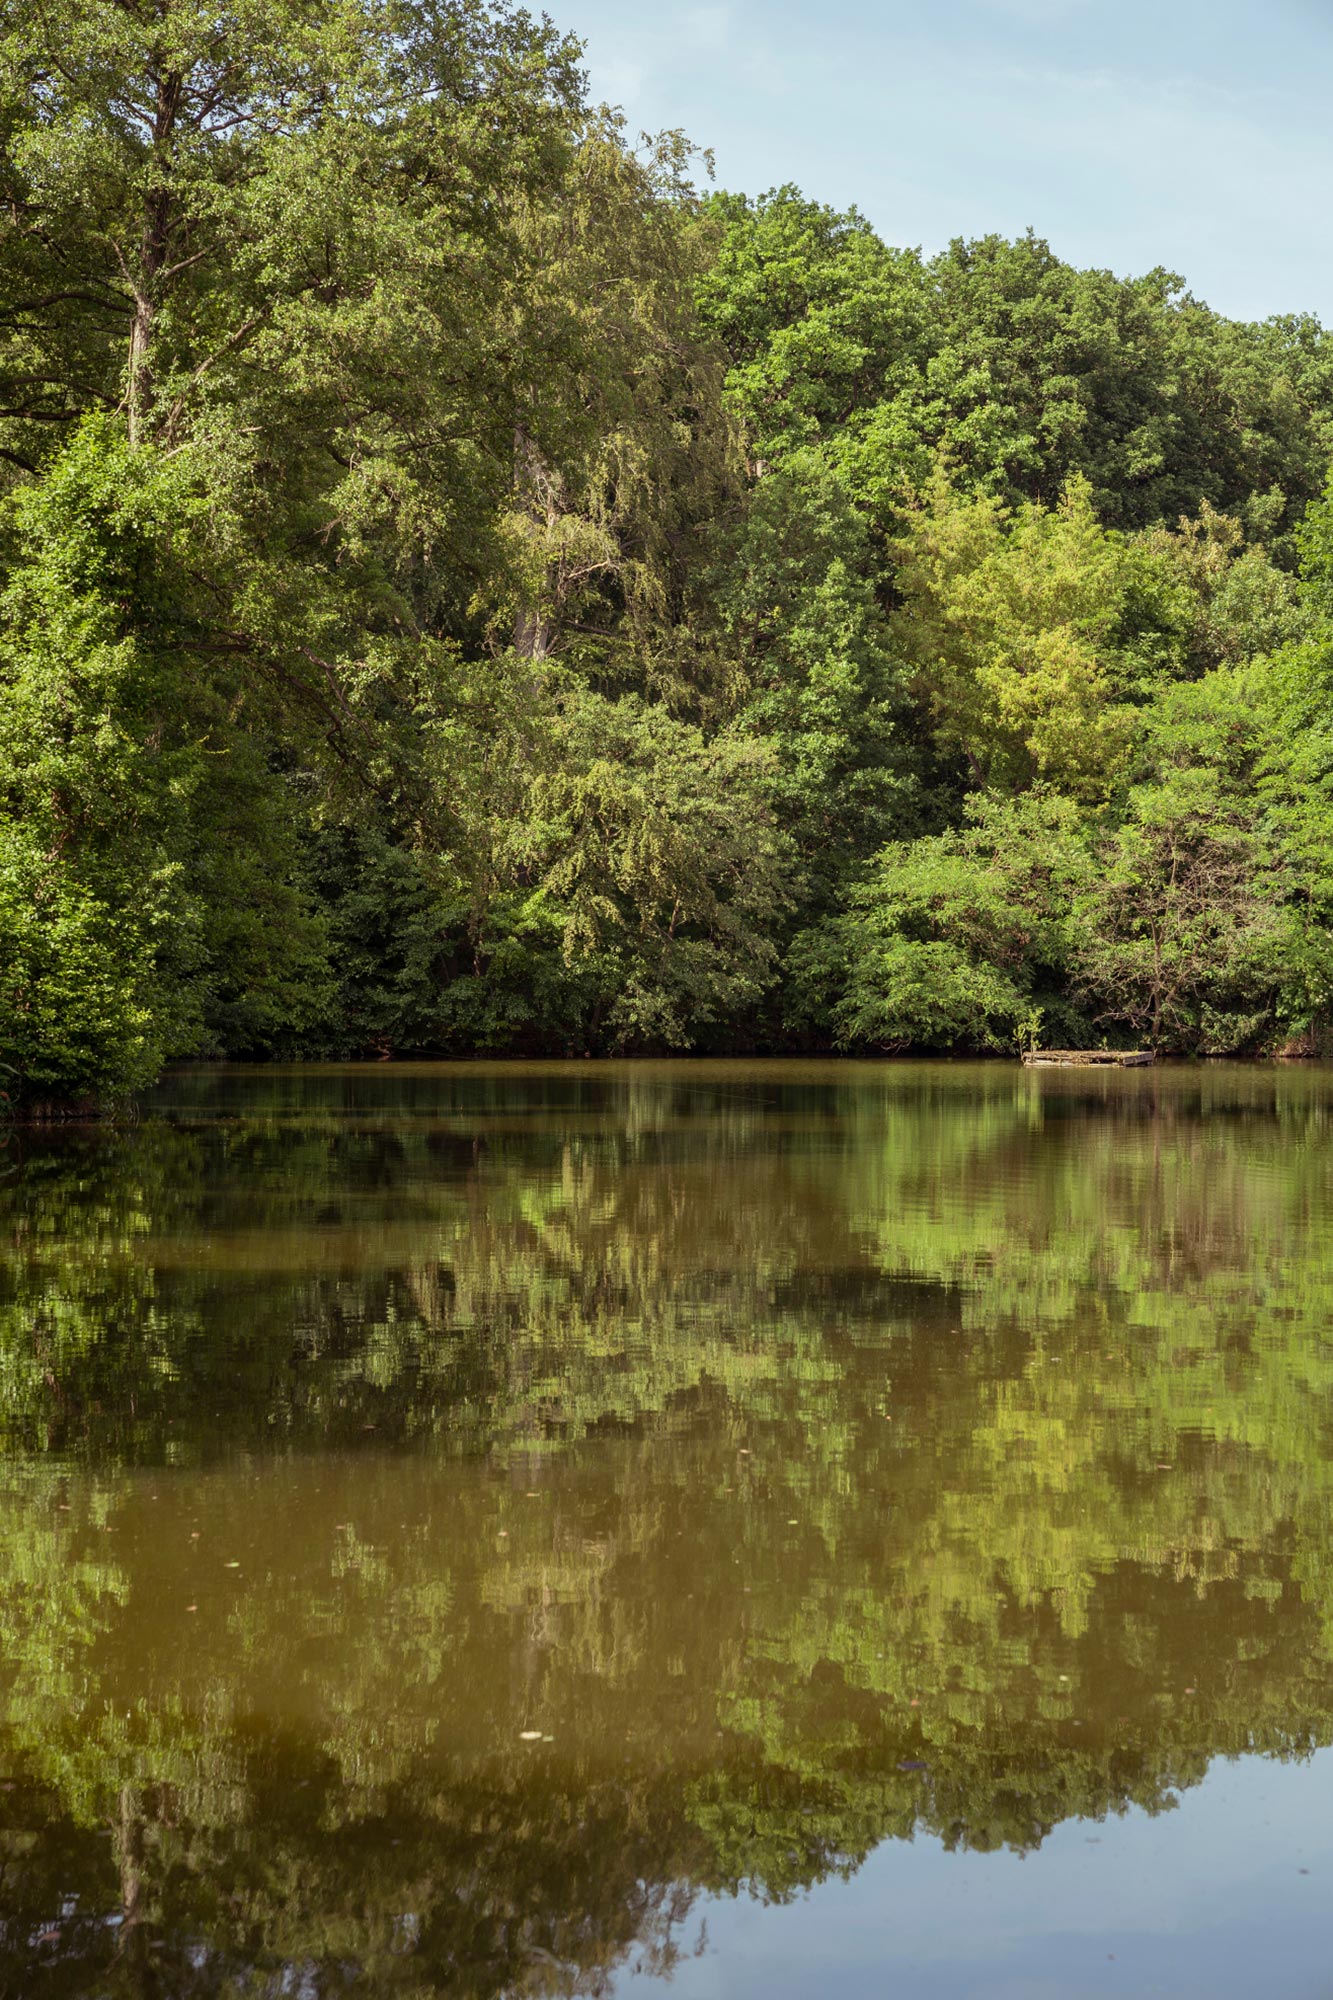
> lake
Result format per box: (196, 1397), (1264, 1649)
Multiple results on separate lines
(2, 1059), (1332, 1996)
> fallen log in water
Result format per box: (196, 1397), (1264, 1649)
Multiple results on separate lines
(1021, 1050), (1155, 1068)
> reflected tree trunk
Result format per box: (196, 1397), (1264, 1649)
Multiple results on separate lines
(113, 1781), (148, 1988)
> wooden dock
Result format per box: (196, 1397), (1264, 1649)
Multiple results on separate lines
(1022, 1050), (1155, 1068)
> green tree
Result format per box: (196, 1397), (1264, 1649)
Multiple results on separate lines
(0, 421), (334, 1101)
(803, 791), (1092, 1051)
(0, 422), (210, 1100)
(496, 120), (735, 684)
(891, 472), (1184, 799)
(1071, 667), (1332, 1052)
(709, 451), (922, 898)
(699, 193), (1333, 539)
(697, 186), (931, 479)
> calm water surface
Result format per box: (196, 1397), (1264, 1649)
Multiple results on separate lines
(3, 1059), (1333, 1996)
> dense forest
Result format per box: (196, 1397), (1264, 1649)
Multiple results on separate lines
(8, 0), (1333, 1103)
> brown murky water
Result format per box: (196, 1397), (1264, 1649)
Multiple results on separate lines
(3, 1059), (1333, 1996)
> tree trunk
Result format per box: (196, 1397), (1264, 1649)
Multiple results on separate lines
(126, 68), (182, 443)
(512, 423), (559, 659)
(126, 294), (155, 445)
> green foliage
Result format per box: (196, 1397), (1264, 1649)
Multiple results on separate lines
(0, 421), (338, 1097)
(517, 687), (787, 1047)
(808, 793), (1092, 1050)
(0, 864), (162, 1099)
(1071, 670), (1308, 1051)
(812, 654), (1333, 1057)
(497, 119), (736, 679)
(7, 4), (1333, 1087)
(891, 471), (1186, 798)
(714, 451), (921, 902)
(303, 684), (785, 1055)
(0, 422), (205, 1096)
(701, 192), (1333, 538)
(697, 187), (932, 479)
(5, 1067), (1333, 1987)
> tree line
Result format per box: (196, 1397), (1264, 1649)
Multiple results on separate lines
(7, 0), (1333, 1101)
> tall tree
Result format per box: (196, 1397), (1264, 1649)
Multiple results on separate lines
(1, 0), (585, 751)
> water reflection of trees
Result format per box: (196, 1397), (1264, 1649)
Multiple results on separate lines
(4, 1065), (1333, 1991)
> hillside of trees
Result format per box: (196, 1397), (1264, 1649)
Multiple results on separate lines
(8, 0), (1333, 1102)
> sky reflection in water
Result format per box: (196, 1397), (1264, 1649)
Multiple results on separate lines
(1, 1059), (1332, 1996)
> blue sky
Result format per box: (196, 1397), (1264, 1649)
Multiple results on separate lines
(563, 0), (1333, 324)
